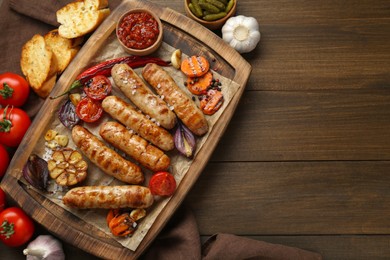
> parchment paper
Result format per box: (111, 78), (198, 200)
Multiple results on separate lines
(30, 32), (241, 251)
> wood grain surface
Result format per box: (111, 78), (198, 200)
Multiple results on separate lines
(1, 0), (390, 259)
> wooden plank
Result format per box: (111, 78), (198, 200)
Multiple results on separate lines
(210, 89), (390, 161)
(239, 0), (390, 22)
(236, 0), (390, 91)
(247, 21), (390, 91)
(199, 235), (390, 260)
(186, 161), (390, 234)
(251, 59), (390, 91)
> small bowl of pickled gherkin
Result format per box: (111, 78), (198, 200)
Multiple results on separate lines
(184, 0), (237, 30)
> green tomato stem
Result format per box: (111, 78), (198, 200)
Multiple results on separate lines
(0, 106), (12, 133)
(49, 80), (83, 100)
(0, 83), (14, 99)
(0, 220), (15, 239)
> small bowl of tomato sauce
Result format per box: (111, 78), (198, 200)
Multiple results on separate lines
(116, 9), (163, 56)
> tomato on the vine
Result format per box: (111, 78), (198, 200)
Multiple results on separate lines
(0, 73), (30, 107)
(0, 144), (9, 178)
(149, 171), (177, 197)
(84, 75), (112, 101)
(0, 188), (5, 212)
(0, 207), (35, 247)
(76, 97), (103, 123)
(0, 106), (31, 147)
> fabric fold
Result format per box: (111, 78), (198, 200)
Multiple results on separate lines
(202, 233), (322, 260)
(142, 206), (202, 260)
(9, 0), (69, 26)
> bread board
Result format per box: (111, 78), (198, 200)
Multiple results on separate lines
(0, 0), (251, 258)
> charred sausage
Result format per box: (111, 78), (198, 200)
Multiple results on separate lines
(63, 185), (154, 209)
(99, 121), (170, 172)
(111, 63), (177, 130)
(71, 125), (144, 184)
(142, 63), (209, 136)
(102, 95), (174, 151)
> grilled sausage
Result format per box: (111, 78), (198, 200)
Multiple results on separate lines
(63, 185), (154, 209)
(71, 125), (144, 184)
(102, 95), (174, 151)
(142, 63), (209, 136)
(100, 121), (170, 172)
(111, 63), (177, 130)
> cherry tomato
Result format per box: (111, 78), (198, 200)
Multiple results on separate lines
(0, 144), (9, 178)
(149, 171), (177, 197)
(0, 106), (31, 147)
(0, 188), (5, 212)
(76, 97), (103, 123)
(84, 75), (112, 101)
(0, 207), (35, 247)
(0, 72), (30, 107)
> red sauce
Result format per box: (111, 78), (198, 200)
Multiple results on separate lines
(117, 12), (160, 50)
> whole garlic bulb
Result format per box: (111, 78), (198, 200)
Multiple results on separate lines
(221, 15), (261, 54)
(23, 235), (65, 260)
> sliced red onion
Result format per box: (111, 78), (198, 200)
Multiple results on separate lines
(174, 122), (196, 158)
(58, 99), (80, 129)
(23, 154), (49, 191)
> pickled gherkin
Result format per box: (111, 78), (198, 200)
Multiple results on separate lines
(187, 0), (235, 22)
(215, 0), (228, 4)
(225, 0), (234, 13)
(189, 4), (202, 17)
(198, 1), (220, 14)
(190, 0), (203, 17)
(203, 12), (227, 21)
(205, 0), (226, 11)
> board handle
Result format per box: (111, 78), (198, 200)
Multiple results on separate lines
(1, 173), (132, 258)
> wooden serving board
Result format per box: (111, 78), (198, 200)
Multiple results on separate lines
(0, 0), (251, 258)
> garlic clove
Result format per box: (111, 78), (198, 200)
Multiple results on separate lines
(171, 49), (182, 69)
(130, 208), (147, 222)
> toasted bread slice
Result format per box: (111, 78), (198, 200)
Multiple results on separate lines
(39, 74), (58, 99)
(44, 29), (83, 74)
(57, 0), (110, 39)
(20, 34), (58, 98)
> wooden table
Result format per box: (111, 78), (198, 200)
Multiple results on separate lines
(1, 0), (390, 259)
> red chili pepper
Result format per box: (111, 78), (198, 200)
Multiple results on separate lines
(50, 56), (170, 99)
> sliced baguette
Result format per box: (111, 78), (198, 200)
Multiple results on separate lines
(38, 74), (58, 99)
(20, 34), (58, 98)
(44, 29), (83, 74)
(56, 0), (110, 39)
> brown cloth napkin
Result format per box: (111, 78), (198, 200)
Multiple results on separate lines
(142, 206), (322, 260)
(1, 0), (322, 259)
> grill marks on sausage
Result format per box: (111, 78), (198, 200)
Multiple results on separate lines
(142, 63), (209, 136)
(99, 121), (170, 172)
(71, 125), (144, 184)
(63, 185), (154, 209)
(102, 96), (174, 151)
(111, 64), (177, 130)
